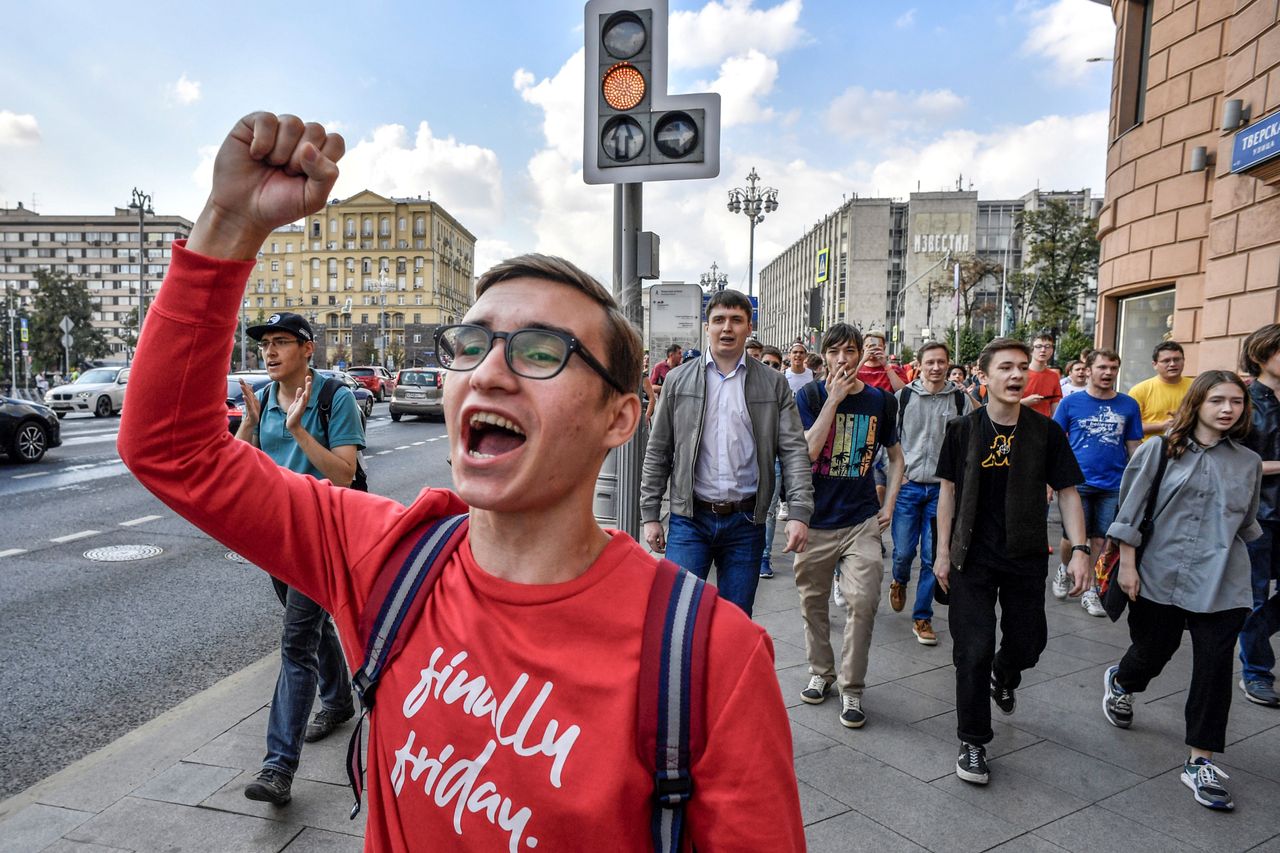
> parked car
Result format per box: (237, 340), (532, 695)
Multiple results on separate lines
(225, 372), (272, 435)
(1, 396), (62, 463)
(317, 369), (375, 423)
(389, 368), (445, 421)
(44, 366), (129, 418)
(347, 366), (396, 401)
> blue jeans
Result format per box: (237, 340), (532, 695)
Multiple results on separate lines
(1061, 486), (1119, 540)
(667, 509), (767, 616)
(265, 580), (354, 776)
(1239, 520), (1280, 686)
(761, 461), (783, 572)
(891, 481), (939, 621)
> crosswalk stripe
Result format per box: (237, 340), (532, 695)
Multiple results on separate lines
(50, 530), (101, 543)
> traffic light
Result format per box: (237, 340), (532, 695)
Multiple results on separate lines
(584, 0), (721, 184)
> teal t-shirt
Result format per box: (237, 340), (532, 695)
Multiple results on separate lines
(258, 370), (365, 480)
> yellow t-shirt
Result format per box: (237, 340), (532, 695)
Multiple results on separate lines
(1127, 375), (1193, 441)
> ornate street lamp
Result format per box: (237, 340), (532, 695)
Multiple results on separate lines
(725, 167), (778, 297)
(699, 261), (727, 292)
(127, 188), (153, 363)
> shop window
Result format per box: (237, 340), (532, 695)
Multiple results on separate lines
(1114, 287), (1174, 391)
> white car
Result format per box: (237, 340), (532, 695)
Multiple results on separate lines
(44, 367), (130, 418)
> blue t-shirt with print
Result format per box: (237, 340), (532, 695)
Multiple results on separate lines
(796, 381), (898, 530)
(258, 371), (366, 481)
(1052, 390), (1143, 492)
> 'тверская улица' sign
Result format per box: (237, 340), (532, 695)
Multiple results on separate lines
(1231, 110), (1280, 175)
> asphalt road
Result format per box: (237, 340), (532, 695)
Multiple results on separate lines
(0, 404), (452, 800)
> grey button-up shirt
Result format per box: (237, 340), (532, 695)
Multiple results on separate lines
(1108, 436), (1262, 612)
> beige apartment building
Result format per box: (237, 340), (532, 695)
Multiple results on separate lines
(242, 190), (476, 368)
(1097, 0), (1280, 388)
(0, 202), (193, 357)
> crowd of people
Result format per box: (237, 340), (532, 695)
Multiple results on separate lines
(119, 113), (1275, 848)
(642, 312), (1279, 811)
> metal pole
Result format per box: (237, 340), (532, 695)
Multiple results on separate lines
(240, 312), (248, 370)
(954, 261), (962, 361)
(137, 203), (146, 344)
(8, 310), (16, 397)
(1000, 230), (1010, 336)
(613, 182), (643, 539)
(747, 217), (756, 298)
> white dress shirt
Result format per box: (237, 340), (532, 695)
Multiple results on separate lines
(693, 351), (758, 502)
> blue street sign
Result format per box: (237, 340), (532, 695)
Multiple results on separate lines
(1231, 110), (1280, 173)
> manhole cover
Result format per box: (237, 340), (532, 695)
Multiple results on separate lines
(225, 551), (251, 564)
(84, 544), (163, 562)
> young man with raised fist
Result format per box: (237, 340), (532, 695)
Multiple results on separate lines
(119, 112), (804, 851)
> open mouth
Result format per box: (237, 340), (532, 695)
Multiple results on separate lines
(465, 411), (527, 460)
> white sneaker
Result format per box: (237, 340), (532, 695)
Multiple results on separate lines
(776, 501), (789, 521)
(1081, 588), (1106, 617)
(833, 580), (847, 608)
(1051, 565), (1070, 600)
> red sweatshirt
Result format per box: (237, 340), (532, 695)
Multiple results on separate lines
(118, 242), (806, 853)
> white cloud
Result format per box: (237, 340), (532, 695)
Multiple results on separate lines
(0, 111), (40, 145)
(474, 237), (517, 276)
(169, 73), (202, 105)
(332, 122), (504, 233)
(866, 111), (1108, 199)
(515, 50), (584, 162)
(669, 0), (806, 69)
(895, 8), (916, 27)
(825, 86), (966, 139)
(1021, 0), (1115, 80)
(191, 143), (218, 194)
(699, 50), (779, 127)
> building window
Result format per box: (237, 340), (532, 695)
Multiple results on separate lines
(1114, 287), (1174, 391)
(271, 260), (279, 271)
(1117, 0), (1152, 135)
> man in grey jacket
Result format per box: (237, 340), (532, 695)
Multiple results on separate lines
(641, 289), (813, 615)
(890, 341), (973, 645)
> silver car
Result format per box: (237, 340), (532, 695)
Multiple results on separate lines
(44, 366), (130, 418)
(390, 368), (444, 421)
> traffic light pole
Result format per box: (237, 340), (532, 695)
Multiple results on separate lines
(613, 181), (644, 540)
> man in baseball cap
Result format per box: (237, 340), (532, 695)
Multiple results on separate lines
(247, 311), (314, 343)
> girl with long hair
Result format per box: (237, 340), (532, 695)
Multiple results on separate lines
(1100, 370), (1262, 810)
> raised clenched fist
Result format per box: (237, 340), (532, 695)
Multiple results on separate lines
(189, 112), (345, 260)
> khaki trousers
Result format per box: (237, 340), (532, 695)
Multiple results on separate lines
(791, 515), (883, 696)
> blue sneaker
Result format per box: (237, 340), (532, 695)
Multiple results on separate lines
(1182, 758), (1233, 810)
(759, 565), (774, 579)
(1240, 678), (1280, 707)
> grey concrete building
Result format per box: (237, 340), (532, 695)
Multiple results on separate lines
(757, 187), (1098, 355)
(0, 203), (193, 357)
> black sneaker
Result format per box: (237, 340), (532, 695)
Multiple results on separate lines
(1182, 758), (1233, 810)
(244, 767), (292, 805)
(956, 742), (989, 785)
(800, 675), (831, 705)
(1102, 665), (1133, 729)
(304, 705), (356, 743)
(990, 672), (1016, 715)
(839, 694), (866, 728)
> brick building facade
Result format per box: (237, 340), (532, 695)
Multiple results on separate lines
(1097, 0), (1280, 389)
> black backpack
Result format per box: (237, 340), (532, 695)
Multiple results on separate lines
(257, 377), (368, 491)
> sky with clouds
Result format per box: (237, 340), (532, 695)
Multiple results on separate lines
(0, 0), (1115, 289)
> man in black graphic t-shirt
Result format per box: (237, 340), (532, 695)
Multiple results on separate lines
(935, 338), (1089, 786)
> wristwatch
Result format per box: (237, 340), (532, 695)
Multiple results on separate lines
(1070, 543), (1092, 557)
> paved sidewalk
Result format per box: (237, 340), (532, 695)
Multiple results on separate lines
(2, 532), (1279, 852)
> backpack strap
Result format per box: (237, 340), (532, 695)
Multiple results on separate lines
(896, 386), (914, 435)
(344, 512), (469, 819)
(316, 376), (344, 443)
(638, 558), (717, 853)
(953, 388), (965, 417)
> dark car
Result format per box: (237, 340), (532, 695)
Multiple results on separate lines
(1, 396), (62, 463)
(318, 370), (375, 423)
(347, 366), (396, 401)
(226, 373), (272, 435)
(390, 368), (445, 421)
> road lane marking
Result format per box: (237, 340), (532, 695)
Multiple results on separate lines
(0, 548), (27, 558)
(119, 515), (162, 527)
(12, 472), (49, 479)
(395, 445), (411, 450)
(50, 530), (101, 543)
(376, 450), (394, 455)
(412, 441), (425, 446)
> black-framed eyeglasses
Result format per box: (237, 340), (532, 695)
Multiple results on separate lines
(434, 324), (629, 394)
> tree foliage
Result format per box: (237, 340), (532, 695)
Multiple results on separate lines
(924, 254), (1004, 330)
(28, 269), (109, 373)
(1013, 201), (1100, 332)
